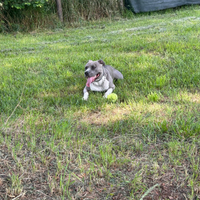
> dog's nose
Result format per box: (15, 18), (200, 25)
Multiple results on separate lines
(85, 71), (89, 76)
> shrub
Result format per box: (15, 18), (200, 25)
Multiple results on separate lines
(3, 0), (48, 10)
(0, 0), (57, 32)
(0, 0), (124, 32)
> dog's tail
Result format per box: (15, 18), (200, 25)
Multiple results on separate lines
(113, 69), (123, 80)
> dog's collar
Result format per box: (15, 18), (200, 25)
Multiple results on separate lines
(95, 69), (105, 82)
(89, 76), (109, 92)
(95, 76), (103, 82)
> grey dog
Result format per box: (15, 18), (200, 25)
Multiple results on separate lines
(83, 59), (123, 100)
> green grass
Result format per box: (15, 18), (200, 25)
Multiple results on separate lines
(0, 6), (200, 199)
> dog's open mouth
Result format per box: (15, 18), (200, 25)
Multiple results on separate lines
(86, 73), (100, 87)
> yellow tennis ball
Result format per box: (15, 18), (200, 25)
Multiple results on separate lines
(107, 93), (118, 102)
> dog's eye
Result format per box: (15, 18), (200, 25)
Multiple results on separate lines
(85, 66), (88, 70)
(91, 65), (96, 70)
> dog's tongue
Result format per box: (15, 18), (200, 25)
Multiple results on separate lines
(86, 76), (96, 87)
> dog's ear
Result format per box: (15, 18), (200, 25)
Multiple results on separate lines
(88, 60), (92, 62)
(98, 59), (105, 66)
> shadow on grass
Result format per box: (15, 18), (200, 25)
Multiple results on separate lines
(77, 95), (200, 139)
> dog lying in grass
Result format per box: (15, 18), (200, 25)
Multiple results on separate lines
(83, 59), (123, 100)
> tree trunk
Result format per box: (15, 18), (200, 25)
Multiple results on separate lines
(56, 0), (63, 22)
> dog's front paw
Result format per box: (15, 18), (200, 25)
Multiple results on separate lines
(82, 97), (88, 101)
(83, 92), (89, 101)
(104, 88), (113, 99)
(103, 94), (108, 98)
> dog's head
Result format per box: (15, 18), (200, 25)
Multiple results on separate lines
(84, 59), (105, 81)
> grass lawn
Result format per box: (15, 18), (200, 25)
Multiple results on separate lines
(0, 6), (200, 200)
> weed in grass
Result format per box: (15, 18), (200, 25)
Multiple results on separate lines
(156, 120), (169, 134)
(128, 170), (147, 196)
(99, 144), (117, 169)
(155, 75), (167, 88)
(147, 92), (160, 102)
(172, 116), (200, 137)
(168, 141), (182, 157)
(132, 138), (144, 153)
(6, 174), (24, 197)
(188, 178), (195, 199)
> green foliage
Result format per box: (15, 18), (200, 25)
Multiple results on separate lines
(3, 0), (48, 10)
(61, 0), (124, 22)
(0, 0), (124, 32)
(0, 0), (55, 32)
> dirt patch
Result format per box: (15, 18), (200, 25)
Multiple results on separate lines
(78, 105), (132, 125)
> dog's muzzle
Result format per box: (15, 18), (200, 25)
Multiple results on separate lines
(85, 71), (89, 77)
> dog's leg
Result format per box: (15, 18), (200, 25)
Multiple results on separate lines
(83, 87), (89, 101)
(103, 88), (114, 98)
(104, 80), (115, 98)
